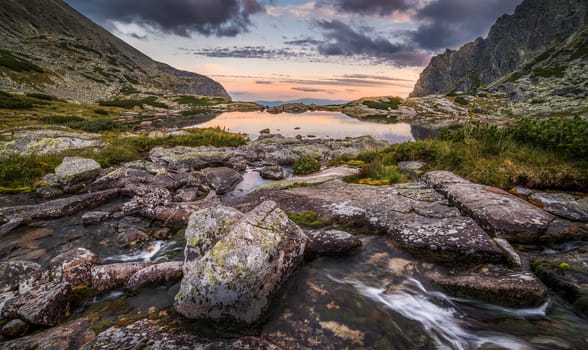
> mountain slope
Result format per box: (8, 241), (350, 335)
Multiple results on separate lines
(0, 0), (230, 102)
(410, 0), (587, 98)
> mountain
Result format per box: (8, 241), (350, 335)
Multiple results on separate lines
(256, 98), (349, 107)
(410, 0), (587, 99)
(0, 0), (229, 102)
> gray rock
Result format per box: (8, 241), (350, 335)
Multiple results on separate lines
(397, 161), (426, 180)
(529, 192), (588, 222)
(260, 128), (270, 134)
(149, 146), (236, 171)
(173, 187), (204, 202)
(426, 265), (548, 307)
(0, 260), (41, 293)
(0, 127), (105, 157)
(306, 230), (362, 257)
(423, 171), (555, 243)
(80, 319), (280, 350)
(260, 165), (285, 180)
(55, 157), (101, 185)
(37, 187), (64, 199)
(1, 318), (29, 338)
(175, 201), (307, 325)
(2, 282), (72, 326)
(81, 211), (110, 225)
(509, 186), (535, 198)
(494, 238), (522, 268)
(127, 261), (183, 291)
(201, 167), (243, 194)
(116, 227), (149, 246)
(0, 318), (93, 350)
(48, 248), (101, 288)
(91, 262), (151, 292)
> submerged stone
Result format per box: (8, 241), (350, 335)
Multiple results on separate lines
(201, 166), (243, 194)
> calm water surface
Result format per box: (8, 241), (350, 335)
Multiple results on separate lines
(188, 111), (420, 143)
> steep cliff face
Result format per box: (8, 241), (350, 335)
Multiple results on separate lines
(0, 0), (230, 102)
(410, 0), (587, 97)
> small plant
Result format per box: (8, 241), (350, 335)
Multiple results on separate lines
(94, 109), (109, 115)
(559, 262), (572, 270)
(174, 95), (225, 106)
(288, 211), (329, 228)
(362, 97), (402, 110)
(293, 156), (321, 175)
(454, 96), (469, 105)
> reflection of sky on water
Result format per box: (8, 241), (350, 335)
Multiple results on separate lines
(188, 111), (415, 144)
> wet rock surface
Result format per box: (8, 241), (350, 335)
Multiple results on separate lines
(1, 282), (72, 326)
(305, 229), (362, 257)
(175, 201), (307, 325)
(529, 192), (588, 222)
(127, 261), (183, 291)
(260, 165), (285, 180)
(80, 319), (280, 350)
(1, 319), (29, 338)
(201, 167), (243, 194)
(91, 262), (151, 292)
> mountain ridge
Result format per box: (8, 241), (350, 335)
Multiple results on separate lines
(0, 0), (230, 102)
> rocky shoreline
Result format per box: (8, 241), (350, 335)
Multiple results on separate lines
(0, 134), (587, 349)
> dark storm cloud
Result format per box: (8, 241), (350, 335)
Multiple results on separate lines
(412, 0), (521, 50)
(191, 46), (301, 59)
(326, 0), (412, 16)
(313, 20), (430, 66)
(65, 0), (265, 37)
(284, 38), (323, 46)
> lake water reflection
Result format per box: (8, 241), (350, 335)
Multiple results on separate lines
(187, 111), (421, 143)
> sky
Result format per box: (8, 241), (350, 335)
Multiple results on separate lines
(64, 0), (523, 102)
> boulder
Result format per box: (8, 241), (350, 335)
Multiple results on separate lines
(80, 319), (280, 350)
(149, 146), (236, 171)
(1, 318), (29, 338)
(201, 167), (243, 194)
(81, 211), (110, 225)
(423, 171), (555, 243)
(175, 201), (307, 325)
(528, 192), (588, 222)
(1, 282), (72, 326)
(426, 265), (548, 307)
(260, 165), (285, 180)
(0, 318), (94, 350)
(48, 248), (101, 288)
(91, 262), (151, 292)
(305, 230), (362, 257)
(55, 157), (102, 185)
(0, 260), (41, 293)
(127, 261), (183, 291)
(116, 227), (149, 246)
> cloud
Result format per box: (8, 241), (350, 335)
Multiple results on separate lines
(255, 80), (274, 84)
(291, 87), (337, 94)
(313, 20), (430, 66)
(327, 0), (413, 16)
(65, 0), (265, 37)
(282, 77), (414, 88)
(412, 0), (521, 50)
(284, 38), (323, 46)
(190, 46), (305, 59)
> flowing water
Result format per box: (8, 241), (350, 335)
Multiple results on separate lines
(185, 111), (438, 142)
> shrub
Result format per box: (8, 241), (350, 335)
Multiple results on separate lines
(26, 93), (59, 101)
(99, 96), (168, 109)
(362, 97), (402, 110)
(454, 96), (469, 105)
(293, 156), (321, 175)
(288, 211), (329, 228)
(94, 109), (109, 115)
(175, 96), (225, 106)
(0, 92), (49, 109)
(0, 50), (44, 73)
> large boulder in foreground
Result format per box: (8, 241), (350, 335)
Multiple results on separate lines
(55, 157), (102, 185)
(175, 201), (307, 325)
(1, 282), (72, 326)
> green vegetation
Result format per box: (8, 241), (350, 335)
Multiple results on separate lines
(120, 86), (140, 95)
(288, 211), (330, 228)
(39, 115), (123, 133)
(0, 127), (247, 192)
(181, 109), (214, 116)
(175, 95), (225, 106)
(0, 49), (44, 73)
(533, 66), (566, 78)
(333, 117), (588, 190)
(362, 97), (402, 110)
(99, 96), (168, 109)
(454, 96), (469, 105)
(293, 156), (321, 175)
(25, 93), (60, 101)
(0, 91), (50, 109)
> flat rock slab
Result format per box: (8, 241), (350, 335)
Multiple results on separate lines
(150, 146), (236, 171)
(529, 192), (588, 222)
(426, 266), (548, 307)
(423, 171), (555, 243)
(91, 262), (151, 292)
(80, 319), (280, 350)
(231, 180), (503, 264)
(127, 261), (183, 291)
(0, 127), (105, 157)
(306, 230), (362, 257)
(0, 318), (93, 350)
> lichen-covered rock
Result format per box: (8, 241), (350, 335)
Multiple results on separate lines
(426, 265), (548, 307)
(48, 248), (101, 288)
(201, 167), (243, 194)
(0, 260), (41, 293)
(55, 157), (101, 185)
(116, 227), (149, 246)
(175, 201), (307, 325)
(149, 146), (236, 171)
(305, 230), (362, 257)
(91, 262), (151, 292)
(1, 282), (72, 326)
(0, 127), (105, 157)
(1, 318), (29, 338)
(184, 206), (243, 262)
(80, 319), (280, 350)
(81, 211), (110, 225)
(493, 238), (522, 268)
(260, 165), (285, 180)
(0, 318), (94, 350)
(529, 192), (588, 222)
(127, 261), (183, 291)
(397, 161), (426, 180)
(423, 171), (555, 243)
